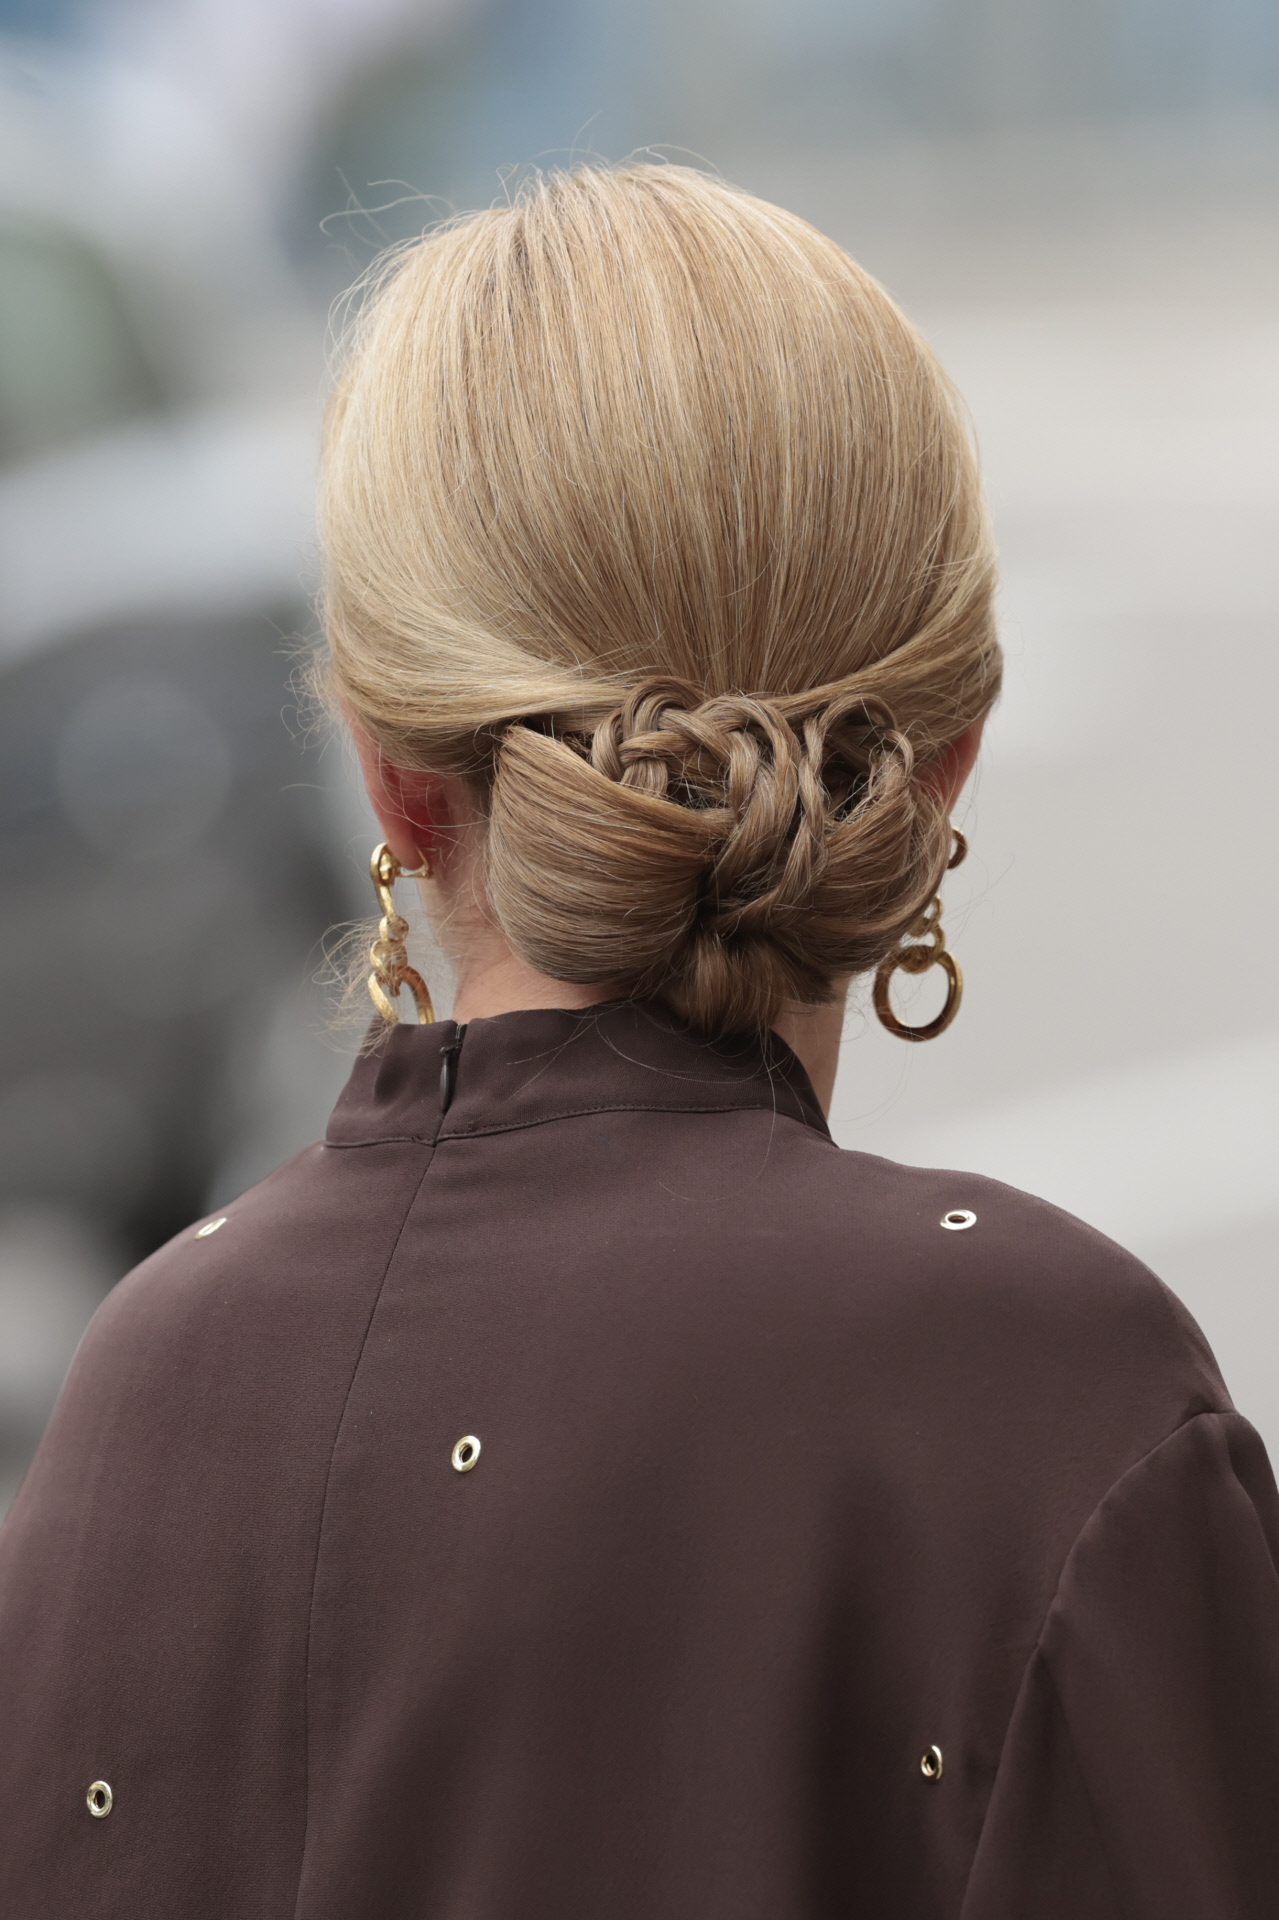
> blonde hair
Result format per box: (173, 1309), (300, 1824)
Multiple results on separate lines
(321, 163), (999, 1037)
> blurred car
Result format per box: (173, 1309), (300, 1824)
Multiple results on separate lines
(0, 41), (356, 1504)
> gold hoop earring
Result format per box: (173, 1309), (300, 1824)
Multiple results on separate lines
(872, 828), (967, 1043)
(368, 842), (435, 1025)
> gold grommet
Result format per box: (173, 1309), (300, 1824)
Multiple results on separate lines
(940, 1210), (976, 1231)
(920, 1745), (944, 1781)
(196, 1217), (227, 1238)
(87, 1780), (113, 1817)
(451, 1435), (481, 1473)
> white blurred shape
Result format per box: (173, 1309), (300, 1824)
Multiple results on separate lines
(100, 0), (468, 191)
(934, 304), (1279, 515)
(924, 303), (1279, 764)
(0, 402), (319, 661)
(873, 1030), (1279, 1254)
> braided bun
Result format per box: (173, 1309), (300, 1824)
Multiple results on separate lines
(488, 681), (946, 1034)
(322, 163), (999, 1037)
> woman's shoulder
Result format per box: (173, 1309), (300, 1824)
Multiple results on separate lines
(769, 1133), (1229, 1426)
(35, 1133), (434, 1458)
(0, 1132), (433, 1583)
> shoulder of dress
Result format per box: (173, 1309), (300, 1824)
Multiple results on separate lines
(74, 1132), (432, 1378)
(781, 1143), (1227, 1407)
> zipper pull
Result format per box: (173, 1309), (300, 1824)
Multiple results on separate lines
(439, 1024), (468, 1116)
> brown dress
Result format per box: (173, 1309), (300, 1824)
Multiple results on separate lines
(1, 1003), (1277, 1917)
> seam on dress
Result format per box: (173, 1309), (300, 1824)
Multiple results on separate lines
(956, 1408), (1223, 1917)
(325, 1097), (832, 1149)
(440, 1095), (828, 1141)
(289, 1143), (437, 1920)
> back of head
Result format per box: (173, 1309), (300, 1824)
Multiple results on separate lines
(321, 162), (1000, 1037)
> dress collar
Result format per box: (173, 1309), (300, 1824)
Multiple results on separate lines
(326, 1001), (830, 1147)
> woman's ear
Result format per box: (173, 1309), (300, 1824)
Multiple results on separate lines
(923, 715), (987, 809)
(352, 725), (442, 871)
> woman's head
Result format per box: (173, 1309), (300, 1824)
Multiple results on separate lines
(321, 162), (999, 1037)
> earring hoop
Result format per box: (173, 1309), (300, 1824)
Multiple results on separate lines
(872, 826), (967, 1043)
(368, 842), (435, 1025)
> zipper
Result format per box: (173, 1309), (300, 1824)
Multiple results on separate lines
(439, 1023), (468, 1116)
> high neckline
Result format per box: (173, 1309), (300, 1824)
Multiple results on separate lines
(326, 1001), (830, 1148)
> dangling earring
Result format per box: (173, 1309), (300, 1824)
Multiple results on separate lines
(368, 842), (435, 1025)
(873, 828), (967, 1042)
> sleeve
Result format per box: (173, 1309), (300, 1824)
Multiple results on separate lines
(961, 1411), (1279, 1920)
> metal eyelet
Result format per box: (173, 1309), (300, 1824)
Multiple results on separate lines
(920, 1745), (944, 1781)
(87, 1780), (113, 1817)
(196, 1217), (227, 1238)
(940, 1210), (976, 1231)
(451, 1435), (481, 1473)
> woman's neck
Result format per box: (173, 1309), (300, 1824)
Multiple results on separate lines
(450, 945), (847, 1116)
(769, 995), (848, 1115)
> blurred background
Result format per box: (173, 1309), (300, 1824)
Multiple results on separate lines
(0, 0), (1276, 1509)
